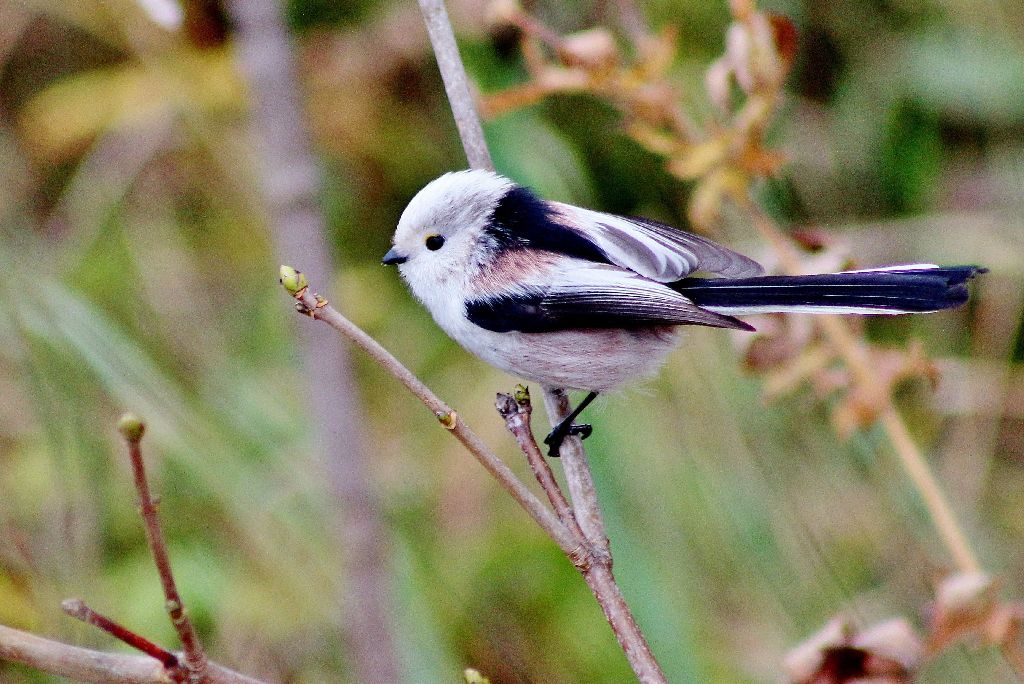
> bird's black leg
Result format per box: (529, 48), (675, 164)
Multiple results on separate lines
(543, 391), (599, 457)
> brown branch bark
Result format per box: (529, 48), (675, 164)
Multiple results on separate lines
(495, 390), (665, 683)
(540, 388), (610, 560)
(118, 416), (208, 682)
(495, 391), (585, 537)
(418, 0), (494, 172)
(224, 1), (401, 681)
(0, 623), (265, 684)
(0, 417), (268, 682)
(285, 279), (667, 682)
(61, 599), (179, 671)
(287, 284), (579, 556)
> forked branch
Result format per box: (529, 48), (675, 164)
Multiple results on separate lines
(280, 269), (667, 682)
(118, 414), (209, 681)
(0, 622), (263, 684)
(0, 416), (261, 683)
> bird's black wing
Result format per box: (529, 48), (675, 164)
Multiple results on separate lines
(465, 268), (753, 333)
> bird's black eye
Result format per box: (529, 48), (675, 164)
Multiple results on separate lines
(425, 234), (445, 251)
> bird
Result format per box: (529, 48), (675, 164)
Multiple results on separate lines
(382, 169), (984, 455)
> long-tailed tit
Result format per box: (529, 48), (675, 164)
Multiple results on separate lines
(383, 170), (983, 454)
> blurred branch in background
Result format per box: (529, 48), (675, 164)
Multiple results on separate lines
(0, 622), (263, 684)
(224, 0), (401, 681)
(116, 412), (208, 681)
(0, 414), (261, 683)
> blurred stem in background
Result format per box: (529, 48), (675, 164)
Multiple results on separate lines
(476, 0), (1024, 678)
(224, 0), (401, 681)
(484, 0), (983, 579)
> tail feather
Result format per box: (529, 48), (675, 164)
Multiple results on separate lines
(673, 265), (985, 316)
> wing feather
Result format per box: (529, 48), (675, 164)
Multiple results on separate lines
(550, 202), (764, 281)
(465, 265), (753, 333)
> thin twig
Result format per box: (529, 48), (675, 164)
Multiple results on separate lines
(283, 281), (579, 556)
(495, 390), (668, 683)
(540, 388), (610, 559)
(118, 414), (209, 682)
(422, 0), (616, 562)
(285, 283), (670, 682)
(411, 1), (667, 680)
(61, 599), (180, 670)
(418, 0), (494, 172)
(581, 566), (667, 683)
(0, 623), (265, 684)
(496, 390), (584, 536)
(0, 418), (265, 683)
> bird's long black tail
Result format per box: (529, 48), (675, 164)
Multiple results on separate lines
(672, 265), (984, 316)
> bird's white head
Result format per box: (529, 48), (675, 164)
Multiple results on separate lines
(383, 170), (514, 298)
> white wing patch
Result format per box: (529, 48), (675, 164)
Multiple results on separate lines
(702, 304), (917, 316)
(838, 264), (939, 274)
(550, 202), (764, 282)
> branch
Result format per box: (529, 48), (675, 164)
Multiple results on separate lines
(62, 599), (179, 671)
(410, 2), (667, 680)
(417, 0), (494, 172)
(279, 274), (672, 681)
(420, 0), (615, 562)
(540, 388), (610, 560)
(745, 207), (982, 575)
(0, 623), (265, 684)
(279, 271), (579, 555)
(495, 389), (583, 534)
(0, 419), (267, 683)
(495, 390), (666, 683)
(118, 414), (209, 681)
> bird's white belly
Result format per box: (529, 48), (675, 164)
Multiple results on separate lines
(449, 321), (681, 391)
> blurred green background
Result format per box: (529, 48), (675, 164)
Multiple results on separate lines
(1, 0), (1023, 682)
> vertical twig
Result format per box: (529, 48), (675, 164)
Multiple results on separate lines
(0, 415), (268, 683)
(118, 414), (209, 682)
(496, 391), (665, 683)
(417, 0), (495, 172)
(224, 1), (402, 681)
(540, 388), (610, 558)
(413, 2), (667, 681)
(496, 390), (584, 531)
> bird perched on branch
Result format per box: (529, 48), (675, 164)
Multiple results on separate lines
(383, 170), (984, 455)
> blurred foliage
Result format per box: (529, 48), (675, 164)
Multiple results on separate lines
(1, 0), (1023, 682)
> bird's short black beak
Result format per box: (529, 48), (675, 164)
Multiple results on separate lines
(382, 248), (407, 266)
